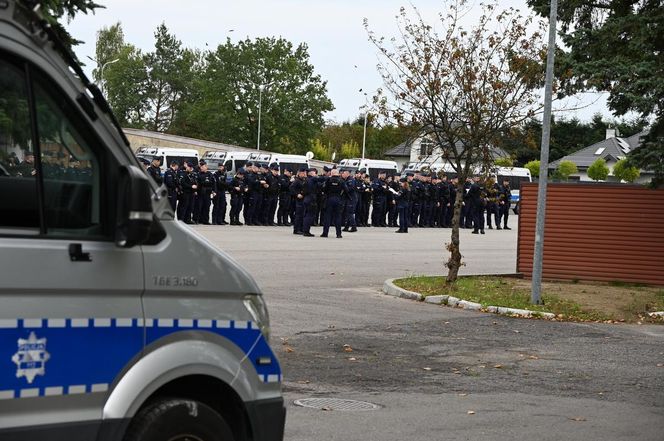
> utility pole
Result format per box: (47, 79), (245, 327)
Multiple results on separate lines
(362, 111), (368, 160)
(531, 0), (558, 304)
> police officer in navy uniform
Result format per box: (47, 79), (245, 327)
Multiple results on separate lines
(196, 161), (215, 225)
(302, 168), (325, 237)
(468, 175), (486, 234)
(437, 174), (451, 227)
(498, 177), (512, 230)
(164, 160), (179, 211)
(243, 162), (257, 225)
(484, 176), (500, 230)
(256, 164), (270, 225)
(358, 170), (371, 226)
(277, 168), (293, 226)
(147, 156), (163, 185)
(229, 168), (247, 225)
(343, 169), (358, 232)
(321, 168), (346, 238)
(371, 171), (388, 227)
(178, 161), (198, 224)
(290, 167), (307, 234)
(410, 172), (423, 227)
(387, 175), (399, 227)
(263, 163), (280, 226)
(212, 163), (228, 225)
(395, 177), (411, 233)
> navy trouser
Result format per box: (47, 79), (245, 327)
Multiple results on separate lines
(345, 195), (357, 228)
(486, 202), (499, 227)
(499, 204), (510, 227)
(303, 196), (317, 233)
(199, 192), (212, 224)
(277, 194), (291, 224)
(212, 193), (226, 224)
(323, 195), (343, 237)
(372, 197), (386, 226)
(180, 193), (194, 223)
(230, 195), (243, 222)
(472, 203), (485, 232)
(263, 195), (277, 224)
(398, 205), (409, 232)
(167, 189), (177, 212)
(293, 199), (304, 233)
(410, 202), (421, 226)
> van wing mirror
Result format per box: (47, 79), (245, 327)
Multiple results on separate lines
(115, 165), (153, 247)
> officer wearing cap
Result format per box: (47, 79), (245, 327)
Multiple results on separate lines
(263, 163), (280, 226)
(243, 161), (257, 225)
(359, 170), (372, 227)
(302, 167), (326, 237)
(290, 166), (308, 234)
(321, 168), (346, 238)
(317, 165), (332, 226)
(212, 162), (228, 225)
(178, 161), (198, 224)
(371, 170), (388, 227)
(410, 171), (423, 227)
(277, 168), (293, 226)
(229, 168), (247, 225)
(498, 177), (512, 230)
(342, 169), (358, 232)
(146, 156), (163, 185)
(164, 160), (180, 211)
(395, 176), (411, 233)
(195, 160), (214, 224)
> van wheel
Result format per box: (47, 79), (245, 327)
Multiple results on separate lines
(124, 399), (235, 441)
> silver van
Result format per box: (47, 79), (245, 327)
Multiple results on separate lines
(0, 2), (284, 440)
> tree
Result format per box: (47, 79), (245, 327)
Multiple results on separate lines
(612, 158), (640, 183)
(366, 1), (546, 284)
(527, 0), (664, 184)
(143, 24), (198, 132)
(524, 160), (540, 178)
(495, 157), (514, 167)
(556, 160), (578, 181)
(587, 158), (609, 181)
(29, 0), (103, 52)
(173, 37), (333, 151)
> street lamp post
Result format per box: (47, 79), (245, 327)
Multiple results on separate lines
(257, 81), (275, 151)
(361, 111), (368, 160)
(99, 58), (119, 95)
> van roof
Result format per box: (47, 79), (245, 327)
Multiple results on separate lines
(136, 147), (199, 155)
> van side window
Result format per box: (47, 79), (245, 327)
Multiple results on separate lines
(0, 59), (40, 233)
(33, 72), (104, 237)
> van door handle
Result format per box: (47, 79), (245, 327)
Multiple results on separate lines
(69, 243), (92, 262)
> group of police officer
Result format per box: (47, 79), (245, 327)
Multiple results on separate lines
(142, 156), (513, 237)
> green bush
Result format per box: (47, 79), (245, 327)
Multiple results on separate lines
(556, 160), (578, 181)
(612, 158), (640, 183)
(587, 158), (609, 181)
(495, 157), (514, 167)
(524, 160), (540, 178)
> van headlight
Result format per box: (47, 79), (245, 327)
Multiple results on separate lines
(244, 294), (270, 340)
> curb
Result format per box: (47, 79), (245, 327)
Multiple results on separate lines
(383, 279), (556, 319)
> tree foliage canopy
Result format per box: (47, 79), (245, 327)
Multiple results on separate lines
(587, 158), (610, 181)
(612, 158), (641, 183)
(556, 160), (578, 181)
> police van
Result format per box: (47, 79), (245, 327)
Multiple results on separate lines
(201, 151), (254, 176)
(0, 3), (284, 441)
(136, 146), (200, 172)
(248, 153), (309, 173)
(337, 158), (399, 179)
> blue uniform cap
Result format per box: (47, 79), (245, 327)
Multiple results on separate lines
(323, 165), (331, 172)
(237, 168), (246, 174)
(400, 177), (408, 182)
(308, 167), (318, 173)
(261, 163), (269, 169)
(298, 166), (308, 172)
(406, 172), (414, 177)
(199, 159), (206, 165)
(246, 161), (254, 167)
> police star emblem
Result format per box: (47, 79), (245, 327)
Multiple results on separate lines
(12, 332), (50, 384)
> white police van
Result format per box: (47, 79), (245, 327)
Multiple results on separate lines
(248, 153), (309, 173)
(135, 147), (200, 172)
(201, 151), (253, 176)
(338, 158), (398, 179)
(0, 2), (284, 440)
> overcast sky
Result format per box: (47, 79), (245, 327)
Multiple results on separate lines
(68, 0), (612, 124)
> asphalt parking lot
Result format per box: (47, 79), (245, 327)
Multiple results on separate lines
(196, 222), (664, 441)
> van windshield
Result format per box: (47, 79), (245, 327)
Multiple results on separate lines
(280, 162), (306, 173)
(369, 168), (396, 180)
(167, 155), (197, 168)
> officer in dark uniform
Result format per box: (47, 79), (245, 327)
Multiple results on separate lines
(484, 176), (500, 229)
(498, 177), (512, 230)
(290, 167), (307, 234)
(256, 163), (270, 225)
(178, 161), (198, 224)
(277, 168), (293, 226)
(410, 172), (423, 227)
(263, 163), (280, 226)
(316, 166), (332, 226)
(387, 175), (399, 227)
(437, 174), (451, 227)
(302, 168), (326, 237)
(395, 177), (411, 233)
(212, 163), (228, 225)
(371, 171), (388, 227)
(146, 157), (163, 185)
(321, 168), (346, 238)
(196, 161), (215, 225)
(243, 162), (257, 225)
(468, 175), (486, 234)
(358, 170), (371, 226)
(421, 172), (434, 227)
(343, 169), (358, 232)
(229, 168), (247, 225)
(164, 160), (180, 211)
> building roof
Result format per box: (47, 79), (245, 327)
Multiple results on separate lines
(383, 140), (413, 157)
(549, 130), (648, 170)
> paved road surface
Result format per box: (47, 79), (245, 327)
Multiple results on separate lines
(195, 223), (664, 441)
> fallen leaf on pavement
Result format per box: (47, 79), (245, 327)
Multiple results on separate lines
(656, 363), (663, 367)
(348, 357), (357, 361)
(423, 367), (432, 371)
(343, 344), (353, 352)
(467, 410), (475, 415)
(494, 364), (503, 369)
(513, 330), (520, 333)
(284, 346), (294, 353)
(528, 355), (539, 360)
(458, 393), (468, 397)
(297, 380), (310, 384)
(568, 417), (586, 422)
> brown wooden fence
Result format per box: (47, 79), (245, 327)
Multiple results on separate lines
(517, 182), (664, 286)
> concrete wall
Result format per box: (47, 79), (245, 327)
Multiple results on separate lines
(517, 182), (664, 285)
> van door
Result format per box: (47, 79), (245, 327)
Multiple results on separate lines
(0, 55), (144, 439)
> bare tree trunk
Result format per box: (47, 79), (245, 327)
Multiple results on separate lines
(445, 183), (465, 284)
